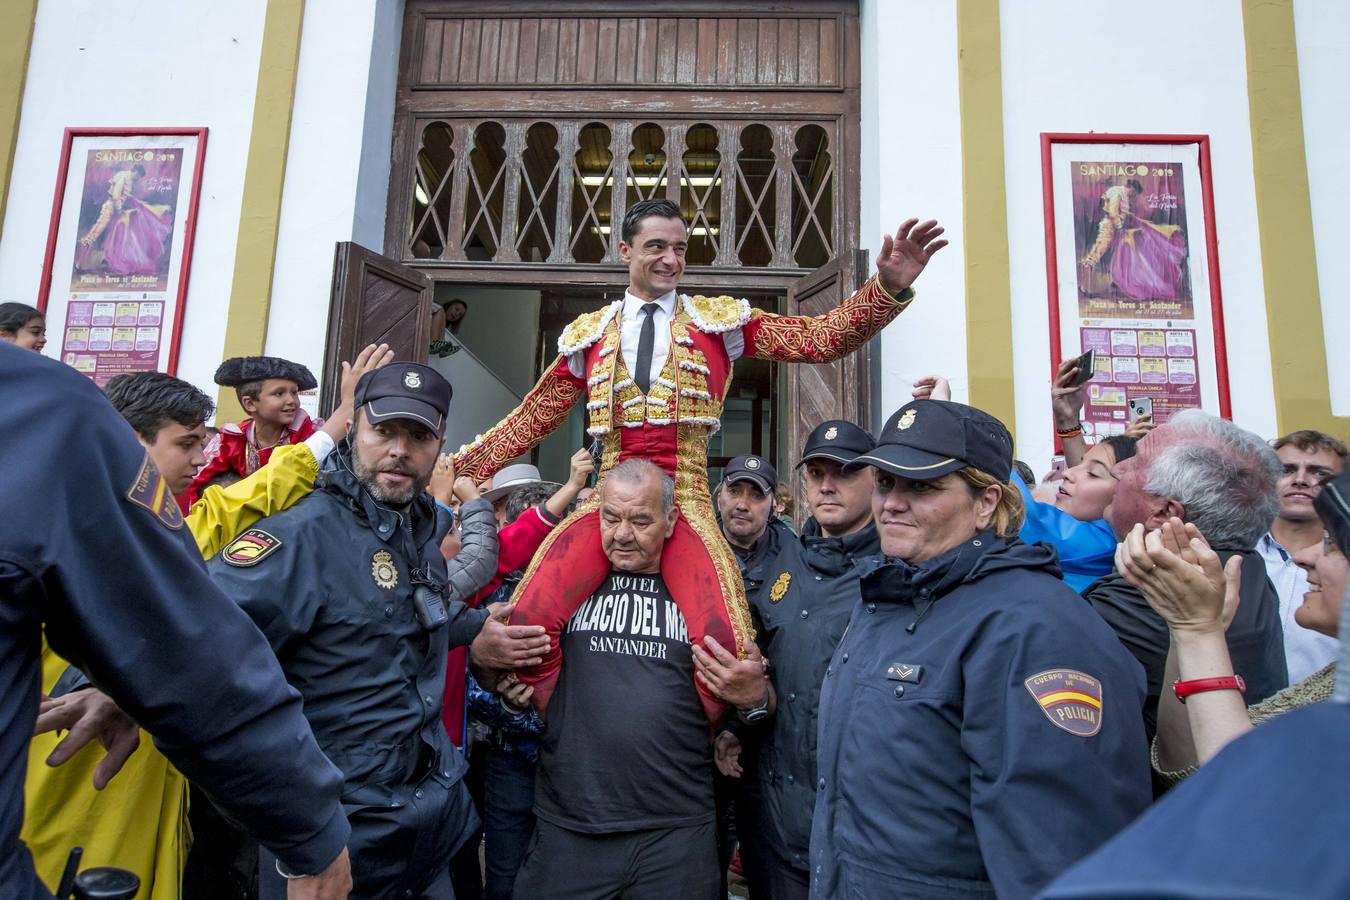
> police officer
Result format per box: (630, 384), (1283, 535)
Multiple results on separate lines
(717, 454), (794, 597)
(710, 453), (792, 893)
(809, 399), (1151, 900)
(206, 364), (547, 899)
(1, 342), (352, 898)
(706, 422), (881, 899)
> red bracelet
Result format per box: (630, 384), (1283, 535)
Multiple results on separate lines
(1173, 675), (1246, 704)
(1055, 425), (1083, 439)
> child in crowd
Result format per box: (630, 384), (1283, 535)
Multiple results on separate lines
(0, 301), (46, 352)
(183, 355), (319, 510)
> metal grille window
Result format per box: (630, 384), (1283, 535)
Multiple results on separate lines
(403, 118), (837, 271)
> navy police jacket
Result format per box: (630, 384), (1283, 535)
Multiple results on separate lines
(1041, 701), (1350, 898)
(749, 518), (880, 871)
(206, 447), (491, 897)
(0, 343), (348, 898)
(809, 533), (1151, 900)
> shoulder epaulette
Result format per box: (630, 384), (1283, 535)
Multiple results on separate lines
(557, 300), (623, 356)
(681, 294), (753, 334)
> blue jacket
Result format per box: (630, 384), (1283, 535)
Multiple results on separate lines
(1012, 470), (1117, 592)
(465, 671), (543, 761)
(206, 447), (486, 897)
(747, 518), (880, 871)
(809, 533), (1151, 900)
(0, 343), (348, 898)
(1040, 701), (1350, 899)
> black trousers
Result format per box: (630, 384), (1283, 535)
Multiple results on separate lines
(512, 818), (719, 900)
(735, 781), (808, 900)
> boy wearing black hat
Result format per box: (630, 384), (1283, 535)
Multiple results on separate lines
(183, 355), (321, 510)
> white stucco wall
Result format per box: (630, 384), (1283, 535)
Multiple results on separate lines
(1000, 0), (1278, 470)
(862, 0), (969, 430)
(0, 1), (267, 397)
(265, 0), (402, 385)
(1294, 0), (1350, 417)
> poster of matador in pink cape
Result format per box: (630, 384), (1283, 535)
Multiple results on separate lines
(69, 148), (182, 293)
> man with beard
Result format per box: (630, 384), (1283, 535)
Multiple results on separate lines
(208, 364), (548, 899)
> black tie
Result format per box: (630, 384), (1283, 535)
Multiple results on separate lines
(635, 303), (659, 395)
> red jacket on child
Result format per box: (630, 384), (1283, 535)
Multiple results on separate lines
(180, 411), (317, 512)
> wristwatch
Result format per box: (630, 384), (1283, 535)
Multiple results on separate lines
(738, 689), (771, 723)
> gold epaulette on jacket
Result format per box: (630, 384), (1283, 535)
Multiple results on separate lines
(558, 300), (623, 356)
(682, 294), (752, 334)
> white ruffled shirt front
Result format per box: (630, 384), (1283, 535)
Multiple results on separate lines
(566, 289), (745, 382)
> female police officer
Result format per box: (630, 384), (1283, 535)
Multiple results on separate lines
(808, 399), (1151, 900)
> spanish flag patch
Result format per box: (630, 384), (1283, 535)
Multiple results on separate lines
(125, 452), (183, 530)
(1023, 669), (1103, 737)
(221, 529), (283, 567)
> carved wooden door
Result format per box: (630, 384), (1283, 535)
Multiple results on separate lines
(784, 248), (869, 520)
(320, 242), (432, 415)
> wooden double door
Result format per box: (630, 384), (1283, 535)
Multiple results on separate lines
(324, 240), (870, 517)
(325, 2), (870, 515)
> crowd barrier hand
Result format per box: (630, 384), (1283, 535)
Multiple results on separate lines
(36, 689), (140, 790)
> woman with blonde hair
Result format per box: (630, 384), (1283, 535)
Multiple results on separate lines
(809, 399), (1151, 900)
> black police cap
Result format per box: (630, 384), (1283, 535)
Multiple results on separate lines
(798, 419), (875, 467)
(722, 454), (778, 494)
(214, 356), (317, 391)
(845, 399), (1013, 483)
(354, 364), (451, 436)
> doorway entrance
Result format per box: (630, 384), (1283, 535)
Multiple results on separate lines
(366, 1), (864, 496)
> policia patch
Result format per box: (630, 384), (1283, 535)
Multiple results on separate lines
(769, 572), (792, 603)
(1024, 669), (1103, 737)
(221, 529), (283, 567)
(126, 452), (183, 530)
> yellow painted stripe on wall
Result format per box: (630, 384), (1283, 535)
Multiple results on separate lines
(215, 0), (307, 423)
(956, 0), (1016, 433)
(0, 0), (38, 243)
(1243, 0), (1347, 437)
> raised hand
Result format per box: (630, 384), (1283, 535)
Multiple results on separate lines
(876, 218), (948, 295)
(1051, 356), (1087, 431)
(1123, 412), (1155, 440)
(323, 343), (394, 442)
(452, 475), (481, 505)
(429, 454), (455, 506)
(566, 447), (594, 491)
(912, 375), (951, 402)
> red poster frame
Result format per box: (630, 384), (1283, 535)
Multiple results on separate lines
(36, 126), (209, 376)
(1040, 132), (1231, 432)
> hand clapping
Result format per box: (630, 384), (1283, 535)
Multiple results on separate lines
(1115, 518), (1243, 637)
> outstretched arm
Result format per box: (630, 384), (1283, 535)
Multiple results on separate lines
(745, 218), (946, 362)
(452, 355), (586, 482)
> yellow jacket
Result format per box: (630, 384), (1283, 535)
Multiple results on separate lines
(23, 441), (323, 898)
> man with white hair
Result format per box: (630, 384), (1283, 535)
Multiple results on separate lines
(1085, 409), (1289, 743)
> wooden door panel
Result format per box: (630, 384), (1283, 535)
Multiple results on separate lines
(321, 242), (432, 415)
(784, 249), (868, 524)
